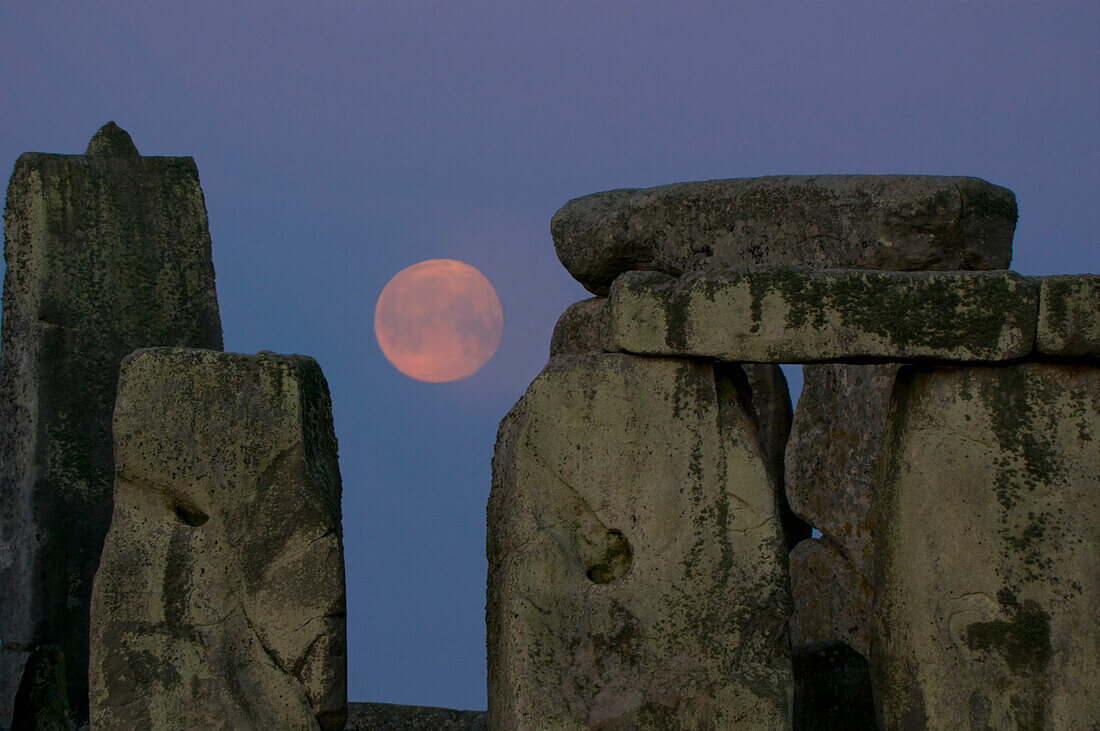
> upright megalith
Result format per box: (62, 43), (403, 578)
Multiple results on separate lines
(487, 353), (792, 729)
(90, 349), (346, 731)
(0, 123), (222, 726)
(874, 363), (1100, 728)
(551, 175), (1016, 296)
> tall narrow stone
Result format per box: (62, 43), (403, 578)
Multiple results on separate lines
(874, 363), (1100, 728)
(487, 353), (792, 729)
(0, 124), (223, 726)
(90, 349), (346, 731)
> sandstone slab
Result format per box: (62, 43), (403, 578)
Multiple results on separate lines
(874, 363), (1100, 729)
(89, 349), (345, 731)
(1036, 274), (1100, 359)
(487, 353), (791, 729)
(0, 124), (222, 727)
(548, 297), (611, 357)
(552, 175), (1016, 295)
(609, 267), (1037, 363)
(787, 538), (873, 658)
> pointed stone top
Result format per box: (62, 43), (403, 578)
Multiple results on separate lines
(85, 122), (140, 156)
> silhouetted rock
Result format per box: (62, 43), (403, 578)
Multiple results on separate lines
(89, 349), (345, 731)
(346, 702), (485, 730)
(792, 641), (875, 731)
(83, 122), (139, 156)
(488, 354), (791, 729)
(552, 175), (1016, 295)
(0, 125), (222, 727)
(608, 267), (1038, 363)
(874, 363), (1100, 728)
(10, 646), (72, 731)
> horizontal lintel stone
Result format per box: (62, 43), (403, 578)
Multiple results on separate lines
(1037, 274), (1100, 359)
(552, 175), (1017, 295)
(608, 267), (1039, 364)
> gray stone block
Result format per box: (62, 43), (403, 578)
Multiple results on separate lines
(609, 267), (1037, 363)
(487, 354), (792, 729)
(0, 124), (222, 727)
(874, 363), (1100, 728)
(552, 175), (1016, 295)
(89, 349), (346, 731)
(548, 297), (611, 356)
(1036, 274), (1100, 359)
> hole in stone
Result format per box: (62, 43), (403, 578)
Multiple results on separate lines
(174, 503), (208, 527)
(585, 529), (633, 584)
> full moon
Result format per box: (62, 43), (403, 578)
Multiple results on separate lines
(374, 259), (504, 383)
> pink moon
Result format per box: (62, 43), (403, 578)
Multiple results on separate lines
(374, 259), (504, 383)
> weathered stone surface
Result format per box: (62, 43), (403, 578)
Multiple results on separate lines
(552, 175), (1016, 295)
(487, 353), (792, 729)
(9, 646), (72, 731)
(791, 641), (875, 731)
(89, 349), (345, 731)
(874, 363), (1100, 729)
(346, 702), (486, 730)
(787, 538), (873, 657)
(742, 364), (809, 551)
(1037, 274), (1100, 359)
(548, 297), (610, 356)
(609, 267), (1037, 363)
(0, 124), (223, 727)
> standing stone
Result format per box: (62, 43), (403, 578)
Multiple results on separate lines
(791, 641), (875, 731)
(784, 363), (899, 657)
(487, 353), (792, 729)
(89, 349), (346, 731)
(0, 123), (222, 727)
(1036, 274), (1100, 359)
(551, 175), (1016, 295)
(874, 363), (1100, 729)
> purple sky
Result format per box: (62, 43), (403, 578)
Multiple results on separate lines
(2, 2), (1097, 711)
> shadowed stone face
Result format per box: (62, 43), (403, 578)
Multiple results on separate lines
(874, 363), (1100, 729)
(551, 175), (1016, 296)
(487, 353), (792, 730)
(0, 124), (222, 726)
(89, 349), (346, 731)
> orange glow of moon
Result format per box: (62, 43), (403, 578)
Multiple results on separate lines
(374, 259), (504, 383)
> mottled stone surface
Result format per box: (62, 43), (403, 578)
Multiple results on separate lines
(552, 175), (1016, 295)
(874, 363), (1100, 729)
(0, 124), (222, 727)
(609, 267), (1037, 363)
(487, 354), (792, 729)
(1036, 274), (1100, 359)
(89, 349), (345, 731)
(346, 702), (485, 730)
(548, 297), (610, 356)
(787, 538), (873, 657)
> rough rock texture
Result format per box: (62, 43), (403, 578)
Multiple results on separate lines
(346, 702), (486, 730)
(784, 363), (898, 656)
(791, 641), (875, 731)
(874, 363), (1100, 729)
(487, 353), (792, 730)
(548, 297), (610, 357)
(552, 175), (1016, 295)
(1036, 274), (1100, 359)
(89, 349), (346, 731)
(787, 538), (873, 657)
(0, 124), (223, 727)
(609, 267), (1037, 363)
(741, 364), (809, 551)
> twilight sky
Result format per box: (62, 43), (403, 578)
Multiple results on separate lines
(2, 1), (1097, 711)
